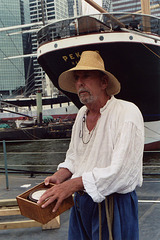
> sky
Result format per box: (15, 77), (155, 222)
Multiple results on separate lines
(82, 0), (103, 15)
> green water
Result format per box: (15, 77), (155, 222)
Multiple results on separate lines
(0, 139), (70, 173)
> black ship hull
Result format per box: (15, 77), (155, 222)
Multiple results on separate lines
(37, 14), (160, 149)
(38, 35), (160, 122)
(0, 123), (73, 141)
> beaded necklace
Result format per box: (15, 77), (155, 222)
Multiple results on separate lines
(79, 113), (100, 144)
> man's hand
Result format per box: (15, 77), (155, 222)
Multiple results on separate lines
(44, 168), (72, 185)
(37, 177), (84, 213)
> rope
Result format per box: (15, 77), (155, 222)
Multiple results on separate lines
(98, 203), (102, 240)
(98, 195), (114, 240)
(122, 28), (160, 59)
(21, 128), (42, 140)
(141, 42), (160, 59)
(105, 196), (114, 240)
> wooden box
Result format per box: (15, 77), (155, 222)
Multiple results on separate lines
(16, 182), (74, 224)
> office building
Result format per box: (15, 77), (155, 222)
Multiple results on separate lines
(29, 0), (69, 94)
(111, 0), (160, 16)
(0, 0), (26, 98)
(103, 0), (112, 11)
(68, 0), (82, 17)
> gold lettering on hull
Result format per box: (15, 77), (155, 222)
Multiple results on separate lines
(62, 52), (81, 65)
(62, 51), (98, 67)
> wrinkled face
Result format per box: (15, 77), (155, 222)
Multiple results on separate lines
(74, 70), (107, 105)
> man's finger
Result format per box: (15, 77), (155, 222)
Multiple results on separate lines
(41, 195), (57, 208)
(52, 198), (63, 213)
(44, 177), (50, 185)
(37, 187), (55, 204)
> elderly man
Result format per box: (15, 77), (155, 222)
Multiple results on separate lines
(38, 51), (144, 240)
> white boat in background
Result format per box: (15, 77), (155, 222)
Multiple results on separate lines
(0, 103), (78, 121)
(0, 98), (78, 140)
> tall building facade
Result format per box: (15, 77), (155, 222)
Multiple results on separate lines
(68, 0), (74, 17)
(29, 0), (69, 94)
(103, 0), (112, 11)
(68, 0), (82, 17)
(0, 0), (26, 98)
(112, 0), (141, 12)
(111, 0), (160, 16)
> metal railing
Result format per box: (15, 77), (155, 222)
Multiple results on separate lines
(0, 139), (70, 189)
(37, 13), (160, 46)
(1, 139), (160, 190)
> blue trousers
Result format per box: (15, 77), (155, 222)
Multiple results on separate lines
(68, 191), (139, 240)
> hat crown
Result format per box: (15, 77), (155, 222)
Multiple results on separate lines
(77, 51), (105, 70)
(58, 50), (121, 96)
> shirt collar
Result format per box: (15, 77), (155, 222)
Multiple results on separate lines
(83, 96), (115, 115)
(100, 96), (115, 114)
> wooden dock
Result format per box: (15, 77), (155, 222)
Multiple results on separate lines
(0, 199), (60, 230)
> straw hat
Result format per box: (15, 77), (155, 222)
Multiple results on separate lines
(58, 51), (121, 96)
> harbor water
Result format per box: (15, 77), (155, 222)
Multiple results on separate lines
(0, 139), (160, 240)
(1, 139), (160, 177)
(0, 139), (70, 175)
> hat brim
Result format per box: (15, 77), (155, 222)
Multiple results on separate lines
(58, 66), (121, 96)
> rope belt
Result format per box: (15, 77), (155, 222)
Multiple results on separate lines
(98, 195), (114, 240)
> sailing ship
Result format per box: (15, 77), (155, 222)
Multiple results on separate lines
(0, 95), (78, 140)
(37, 0), (160, 150)
(0, 99), (78, 122)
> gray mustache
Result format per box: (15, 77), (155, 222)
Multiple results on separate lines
(78, 88), (90, 95)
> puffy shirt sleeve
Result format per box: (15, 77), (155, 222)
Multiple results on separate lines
(82, 120), (144, 203)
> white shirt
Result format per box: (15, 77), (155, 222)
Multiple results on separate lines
(58, 96), (144, 203)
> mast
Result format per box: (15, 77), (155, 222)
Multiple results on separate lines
(141, 0), (151, 15)
(41, 0), (45, 26)
(141, 0), (151, 32)
(84, 0), (125, 28)
(36, 91), (42, 126)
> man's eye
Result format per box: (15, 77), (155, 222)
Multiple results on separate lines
(74, 75), (79, 81)
(84, 74), (90, 78)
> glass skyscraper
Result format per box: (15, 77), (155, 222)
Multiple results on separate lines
(29, 0), (69, 93)
(0, 0), (69, 98)
(0, 0), (26, 98)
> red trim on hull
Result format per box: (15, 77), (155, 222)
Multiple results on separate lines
(0, 116), (26, 121)
(0, 114), (77, 121)
(144, 141), (160, 151)
(50, 113), (77, 120)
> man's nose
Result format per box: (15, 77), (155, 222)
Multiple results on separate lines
(75, 77), (84, 87)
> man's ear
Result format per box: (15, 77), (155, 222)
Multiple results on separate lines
(101, 75), (108, 90)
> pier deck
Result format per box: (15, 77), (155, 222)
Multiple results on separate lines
(0, 174), (160, 240)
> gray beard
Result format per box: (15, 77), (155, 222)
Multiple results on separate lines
(79, 95), (97, 105)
